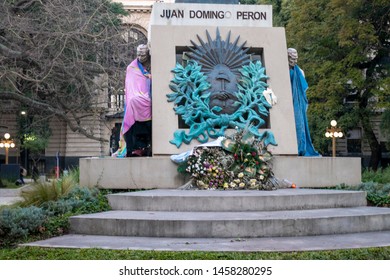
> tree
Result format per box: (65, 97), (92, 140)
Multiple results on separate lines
(257, 0), (292, 27)
(286, 0), (390, 169)
(381, 109), (390, 150)
(18, 112), (51, 174)
(0, 0), (139, 142)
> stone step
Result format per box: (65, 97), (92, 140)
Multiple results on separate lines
(70, 206), (390, 238)
(23, 231), (390, 252)
(107, 189), (367, 212)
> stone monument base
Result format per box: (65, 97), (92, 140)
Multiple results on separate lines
(79, 156), (361, 189)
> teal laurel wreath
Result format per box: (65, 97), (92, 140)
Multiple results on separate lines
(166, 60), (277, 148)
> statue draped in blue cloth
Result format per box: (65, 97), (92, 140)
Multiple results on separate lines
(288, 48), (320, 156)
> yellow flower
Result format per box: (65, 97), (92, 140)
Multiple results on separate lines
(238, 172), (244, 178)
(197, 180), (207, 189)
(223, 182), (229, 189)
(239, 182), (245, 188)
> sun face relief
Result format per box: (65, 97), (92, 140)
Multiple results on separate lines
(208, 64), (239, 114)
(187, 29), (251, 115)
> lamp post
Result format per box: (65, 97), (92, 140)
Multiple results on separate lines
(0, 133), (16, 164)
(325, 120), (343, 157)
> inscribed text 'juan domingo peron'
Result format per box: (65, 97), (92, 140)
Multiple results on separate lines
(160, 9), (267, 21)
(151, 3), (272, 27)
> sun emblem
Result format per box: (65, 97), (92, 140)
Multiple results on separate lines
(167, 29), (277, 148)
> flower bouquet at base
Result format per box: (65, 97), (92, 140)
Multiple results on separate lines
(178, 126), (278, 190)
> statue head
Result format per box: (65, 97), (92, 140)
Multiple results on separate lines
(287, 48), (298, 68)
(136, 44), (150, 64)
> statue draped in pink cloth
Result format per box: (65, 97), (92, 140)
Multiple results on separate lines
(113, 44), (152, 157)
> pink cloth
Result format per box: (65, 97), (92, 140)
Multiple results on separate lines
(122, 59), (151, 134)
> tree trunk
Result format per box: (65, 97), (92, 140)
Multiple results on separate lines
(361, 115), (381, 170)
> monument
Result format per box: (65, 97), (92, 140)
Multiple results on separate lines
(34, 1), (390, 254)
(80, 1), (361, 189)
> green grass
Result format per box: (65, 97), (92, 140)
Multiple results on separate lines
(0, 246), (389, 260)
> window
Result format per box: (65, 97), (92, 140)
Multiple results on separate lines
(347, 129), (362, 154)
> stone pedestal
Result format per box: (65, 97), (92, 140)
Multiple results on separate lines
(79, 156), (361, 189)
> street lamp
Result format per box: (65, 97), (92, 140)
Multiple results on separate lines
(325, 120), (343, 157)
(0, 133), (16, 164)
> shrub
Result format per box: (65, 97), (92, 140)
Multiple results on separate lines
(41, 187), (111, 216)
(0, 207), (47, 246)
(358, 168), (390, 207)
(1, 186), (110, 248)
(336, 182), (390, 207)
(38, 188), (110, 237)
(359, 182), (390, 207)
(362, 167), (390, 184)
(18, 168), (79, 207)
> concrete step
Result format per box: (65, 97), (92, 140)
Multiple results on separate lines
(70, 206), (390, 238)
(23, 231), (390, 252)
(107, 189), (367, 212)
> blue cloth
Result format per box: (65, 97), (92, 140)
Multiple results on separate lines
(290, 65), (320, 156)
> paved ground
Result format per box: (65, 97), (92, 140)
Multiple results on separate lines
(0, 187), (24, 206)
(0, 179), (34, 206)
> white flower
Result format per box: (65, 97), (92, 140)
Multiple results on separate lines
(239, 182), (245, 188)
(238, 172), (244, 178)
(262, 88), (278, 106)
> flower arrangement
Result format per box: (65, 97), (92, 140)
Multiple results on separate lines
(184, 147), (233, 189)
(179, 126), (276, 190)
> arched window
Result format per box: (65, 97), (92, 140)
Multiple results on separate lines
(121, 26), (148, 63)
(107, 26), (148, 109)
